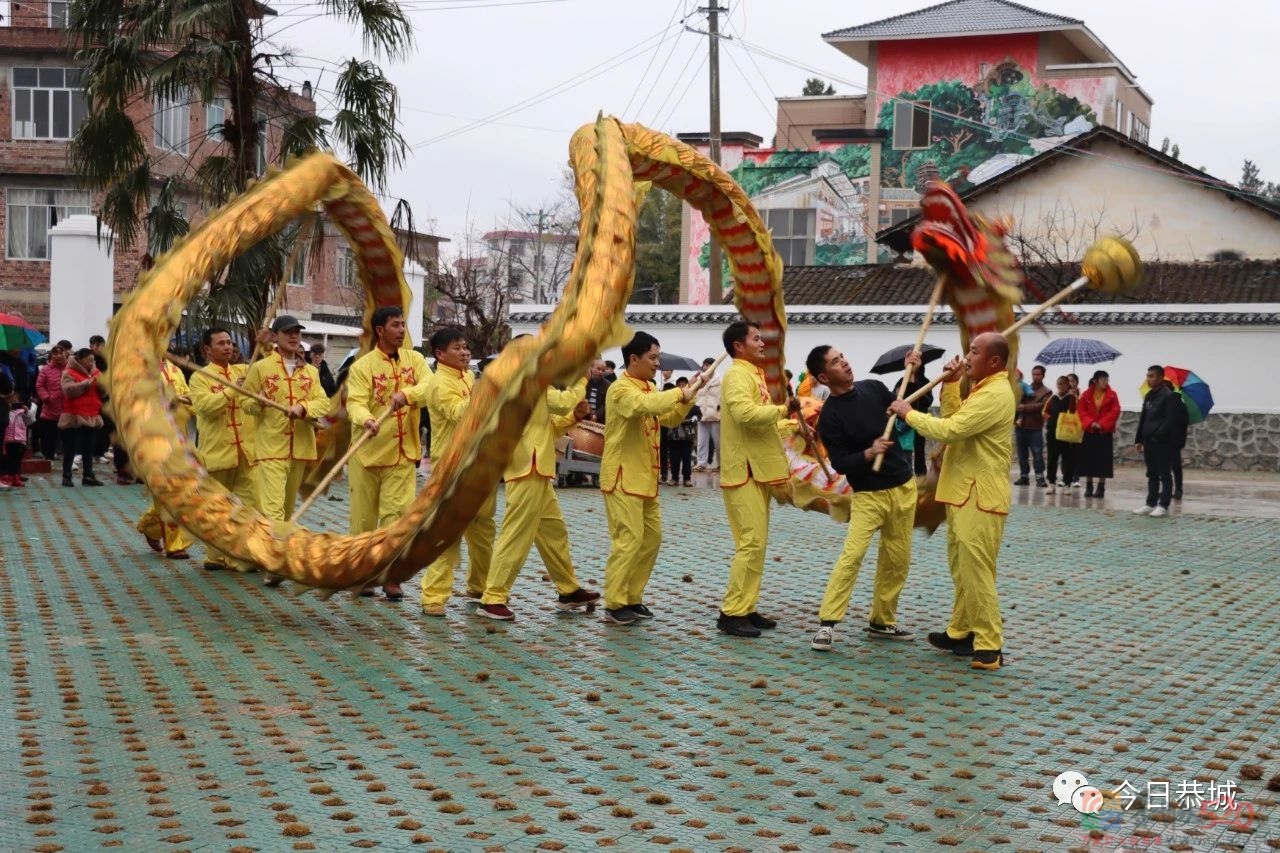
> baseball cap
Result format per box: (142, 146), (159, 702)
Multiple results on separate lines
(270, 315), (305, 332)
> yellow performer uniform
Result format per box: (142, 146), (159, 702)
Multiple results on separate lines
(812, 380), (917, 635)
(719, 358), (792, 619)
(480, 379), (589, 608)
(345, 347), (433, 534)
(189, 362), (257, 569)
(419, 363), (497, 609)
(137, 360), (194, 557)
(599, 373), (692, 615)
(905, 373), (1014, 655)
(241, 352), (332, 521)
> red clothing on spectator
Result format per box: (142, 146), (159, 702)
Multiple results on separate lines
(36, 362), (65, 420)
(1078, 385), (1120, 433)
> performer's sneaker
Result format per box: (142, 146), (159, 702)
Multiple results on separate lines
(165, 550), (190, 560)
(746, 612), (777, 630)
(476, 603), (514, 620)
(629, 603), (654, 619)
(556, 588), (601, 611)
(811, 626), (835, 651)
(866, 623), (914, 641)
(263, 573), (284, 588)
(144, 536), (163, 553)
(927, 631), (974, 656)
(462, 589), (483, 601)
(971, 650), (1003, 671)
(421, 603), (447, 617)
(1133, 504), (1154, 515)
(603, 607), (638, 625)
(717, 613), (761, 638)
(202, 561), (225, 571)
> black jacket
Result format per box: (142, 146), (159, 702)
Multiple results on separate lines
(816, 379), (913, 492)
(1136, 382), (1187, 445)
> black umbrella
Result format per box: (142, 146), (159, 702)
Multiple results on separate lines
(659, 352), (702, 371)
(870, 343), (945, 375)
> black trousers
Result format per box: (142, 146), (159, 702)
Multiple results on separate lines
(1143, 442), (1174, 509)
(35, 419), (60, 459)
(1, 442), (23, 477)
(670, 439), (693, 483)
(1046, 434), (1077, 485)
(912, 436), (927, 475)
(1172, 449), (1183, 495)
(62, 427), (97, 479)
(659, 432), (672, 481)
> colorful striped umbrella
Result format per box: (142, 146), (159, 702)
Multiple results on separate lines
(1139, 365), (1214, 424)
(0, 311), (47, 350)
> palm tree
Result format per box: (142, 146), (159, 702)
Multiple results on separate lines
(67, 0), (415, 345)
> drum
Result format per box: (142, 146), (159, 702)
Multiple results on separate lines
(567, 420), (605, 457)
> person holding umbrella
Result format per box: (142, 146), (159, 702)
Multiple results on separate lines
(1077, 370), (1120, 499)
(1133, 365), (1187, 518)
(873, 343), (943, 477)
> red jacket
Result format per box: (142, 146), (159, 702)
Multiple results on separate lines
(62, 365), (103, 419)
(36, 362), (66, 420)
(1078, 384), (1120, 434)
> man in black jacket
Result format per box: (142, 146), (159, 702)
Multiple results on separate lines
(805, 345), (917, 652)
(1134, 365), (1187, 518)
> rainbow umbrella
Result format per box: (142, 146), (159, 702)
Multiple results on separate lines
(1139, 365), (1214, 424)
(0, 311), (47, 350)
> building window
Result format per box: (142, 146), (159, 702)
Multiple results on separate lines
(206, 98), (226, 142)
(48, 0), (70, 27)
(11, 67), (88, 140)
(6, 188), (91, 260)
(154, 90), (190, 155)
(765, 208), (815, 267)
(1132, 117), (1150, 146)
(892, 99), (931, 150)
(336, 245), (357, 290)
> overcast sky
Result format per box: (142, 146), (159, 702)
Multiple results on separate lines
(275, 0), (1279, 249)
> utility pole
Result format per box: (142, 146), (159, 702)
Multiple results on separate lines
(521, 208), (554, 303)
(700, 4), (728, 305)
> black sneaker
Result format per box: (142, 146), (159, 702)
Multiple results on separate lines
(1172, 492), (1183, 501)
(866, 623), (915, 641)
(971, 650), (1003, 670)
(1014, 476), (1030, 486)
(62, 476), (74, 487)
(556, 588), (601, 611)
(746, 612), (777, 630)
(927, 631), (974, 656)
(1035, 477), (1047, 487)
(603, 607), (638, 625)
(717, 612), (761, 638)
(630, 604), (654, 620)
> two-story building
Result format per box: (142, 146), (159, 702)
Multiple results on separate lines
(0, 0), (443, 336)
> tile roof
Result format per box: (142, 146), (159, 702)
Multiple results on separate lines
(765, 260), (1280, 306)
(823, 0), (1081, 40)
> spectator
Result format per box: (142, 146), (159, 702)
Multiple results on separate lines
(658, 381), (675, 485)
(1, 349), (31, 402)
(893, 367), (934, 476)
(88, 333), (130, 480)
(1065, 373), (1081, 487)
(669, 377), (699, 487)
(34, 346), (67, 460)
(1170, 389), (1189, 501)
(1077, 369), (1120, 500)
(1014, 365), (1051, 486)
(584, 358), (609, 424)
(1133, 365), (1187, 518)
(1042, 375), (1078, 493)
(694, 356), (721, 471)
(4, 395), (35, 486)
(785, 369), (795, 397)
(309, 343), (337, 396)
(0, 369), (10, 489)
(603, 360), (617, 383)
(60, 348), (105, 486)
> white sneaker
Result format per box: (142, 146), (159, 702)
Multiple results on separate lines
(811, 626), (835, 651)
(72, 455), (82, 471)
(1150, 506), (1168, 518)
(1133, 505), (1153, 515)
(1045, 484), (1056, 494)
(1071, 481), (1082, 490)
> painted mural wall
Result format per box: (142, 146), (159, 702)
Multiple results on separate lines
(682, 34), (1116, 303)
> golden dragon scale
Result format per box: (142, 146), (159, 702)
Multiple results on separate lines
(106, 117), (785, 592)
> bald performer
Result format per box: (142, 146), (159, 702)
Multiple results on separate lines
(889, 333), (1015, 671)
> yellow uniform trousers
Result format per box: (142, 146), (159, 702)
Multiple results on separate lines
(721, 479), (773, 617)
(817, 478), (916, 625)
(348, 462), (416, 534)
(137, 501), (193, 555)
(419, 485), (498, 605)
(481, 476), (580, 605)
(602, 490), (662, 612)
(943, 499), (1006, 652)
(256, 458), (307, 522)
(206, 461), (258, 569)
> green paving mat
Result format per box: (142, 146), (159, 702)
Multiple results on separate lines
(0, 477), (1276, 852)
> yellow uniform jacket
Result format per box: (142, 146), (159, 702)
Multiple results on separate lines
(504, 378), (586, 482)
(906, 373), (1015, 513)
(600, 373), (691, 498)
(719, 358), (791, 488)
(242, 352), (332, 462)
(161, 359), (193, 431)
(346, 347), (434, 469)
(189, 362), (255, 471)
(426, 363), (473, 463)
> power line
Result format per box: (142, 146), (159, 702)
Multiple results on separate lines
(657, 51), (707, 132)
(646, 33), (702, 128)
(622, 0), (689, 119)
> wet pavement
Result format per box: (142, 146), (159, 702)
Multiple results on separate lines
(0, 463), (1276, 852)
